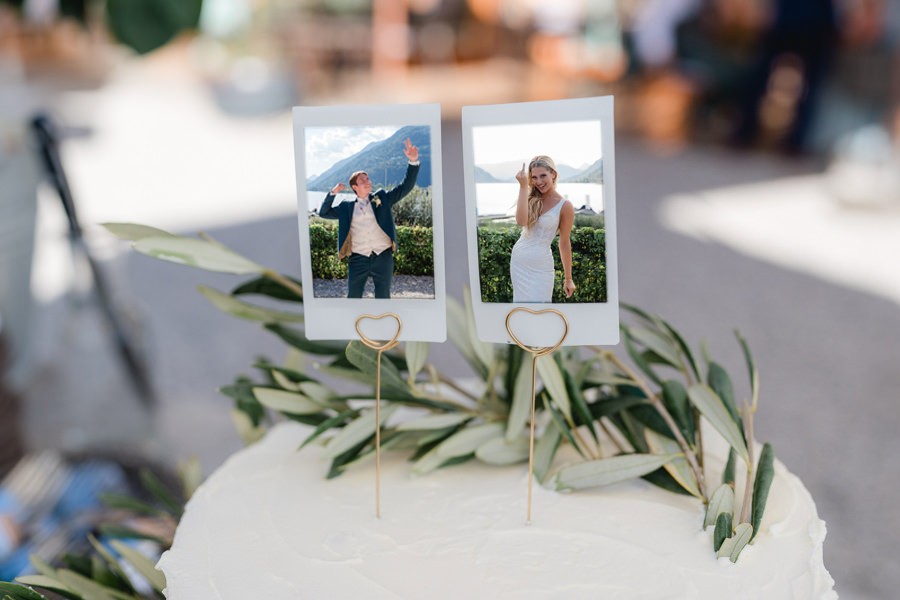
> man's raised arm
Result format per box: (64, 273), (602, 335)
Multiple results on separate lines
(381, 138), (421, 206)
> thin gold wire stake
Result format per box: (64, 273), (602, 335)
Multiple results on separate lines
(505, 307), (569, 524)
(354, 313), (402, 519)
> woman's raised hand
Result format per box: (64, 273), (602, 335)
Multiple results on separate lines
(515, 162), (528, 188)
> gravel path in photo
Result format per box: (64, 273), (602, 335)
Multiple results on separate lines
(313, 275), (435, 299)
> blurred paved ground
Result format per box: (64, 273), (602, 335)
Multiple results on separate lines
(11, 61), (900, 599)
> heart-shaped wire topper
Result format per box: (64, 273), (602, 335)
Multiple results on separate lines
(504, 307), (569, 357)
(354, 312), (402, 352)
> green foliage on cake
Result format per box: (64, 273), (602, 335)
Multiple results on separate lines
(6, 222), (779, 599)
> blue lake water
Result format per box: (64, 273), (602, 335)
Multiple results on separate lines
(307, 191), (354, 212)
(305, 183), (604, 216)
(475, 183), (604, 217)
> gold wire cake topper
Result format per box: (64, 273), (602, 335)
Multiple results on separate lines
(354, 313), (402, 519)
(504, 307), (569, 524)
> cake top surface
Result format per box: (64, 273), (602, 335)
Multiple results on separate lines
(158, 422), (836, 600)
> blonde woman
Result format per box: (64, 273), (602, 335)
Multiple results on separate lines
(510, 155), (576, 302)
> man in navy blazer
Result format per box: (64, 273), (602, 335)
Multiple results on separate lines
(319, 138), (420, 298)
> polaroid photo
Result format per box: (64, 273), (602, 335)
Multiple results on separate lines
(461, 96), (618, 347)
(293, 103), (446, 342)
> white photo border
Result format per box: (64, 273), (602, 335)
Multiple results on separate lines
(461, 97), (619, 346)
(293, 103), (446, 342)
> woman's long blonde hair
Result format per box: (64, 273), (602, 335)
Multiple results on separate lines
(525, 155), (558, 229)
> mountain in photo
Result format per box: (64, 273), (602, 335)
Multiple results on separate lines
(476, 160), (588, 182)
(477, 160), (522, 181)
(306, 125), (431, 191)
(561, 158), (603, 184)
(474, 166), (503, 183)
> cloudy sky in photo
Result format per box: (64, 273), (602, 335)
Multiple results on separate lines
(473, 120), (602, 168)
(304, 125), (401, 178)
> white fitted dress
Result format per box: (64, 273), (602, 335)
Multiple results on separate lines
(510, 200), (566, 302)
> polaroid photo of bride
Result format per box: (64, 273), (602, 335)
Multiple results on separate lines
(461, 97), (619, 346)
(293, 103), (446, 342)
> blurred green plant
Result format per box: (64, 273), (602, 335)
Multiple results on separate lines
(1, 462), (197, 599)
(0, 0), (203, 55)
(4, 222), (778, 598)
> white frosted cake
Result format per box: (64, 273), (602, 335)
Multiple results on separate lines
(158, 422), (836, 599)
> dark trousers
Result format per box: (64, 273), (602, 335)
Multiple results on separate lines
(348, 249), (393, 298)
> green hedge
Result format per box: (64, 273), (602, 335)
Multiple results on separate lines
(393, 187), (432, 227)
(309, 220), (434, 279)
(477, 225), (606, 303)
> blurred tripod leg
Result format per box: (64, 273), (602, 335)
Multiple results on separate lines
(30, 114), (156, 409)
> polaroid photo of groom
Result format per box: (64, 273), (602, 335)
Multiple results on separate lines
(461, 97), (619, 347)
(293, 103), (446, 342)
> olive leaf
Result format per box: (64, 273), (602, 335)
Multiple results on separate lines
(267, 369), (299, 391)
(722, 448), (737, 487)
(463, 293), (495, 372)
(560, 356), (599, 442)
(644, 429), (701, 498)
(717, 523), (753, 562)
(231, 275), (303, 303)
(663, 322), (701, 381)
(447, 296), (490, 377)
(99, 492), (169, 518)
(707, 362), (741, 427)
(687, 384), (749, 463)
(705, 483), (735, 529)
(11, 577), (71, 598)
(230, 409), (266, 445)
(750, 443), (775, 542)
(628, 328), (682, 369)
(475, 436), (529, 466)
(345, 341), (414, 399)
(298, 382), (338, 404)
(405, 341), (429, 384)
(102, 222), (175, 242)
(535, 354), (571, 422)
(533, 424), (562, 485)
(542, 394), (585, 459)
(553, 453), (680, 492)
(661, 379), (694, 442)
(713, 512), (733, 552)
(396, 413), (471, 431)
(622, 326), (662, 385)
(506, 352), (534, 441)
(197, 286), (304, 323)
(87, 535), (138, 595)
(59, 569), (132, 600)
(253, 388), (324, 415)
(139, 468), (183, 518)
(735, 330), (759, 412)
(582, 372), (637, 387)
(265, 324), (347, 355)
(299, 409), (362, 450)
(0, 582), (50, 600)
(133, 235), (264, 274)
(322, 405), (400, 460)
(412, 423), (505, 475)
(109, 540), (166, 593)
